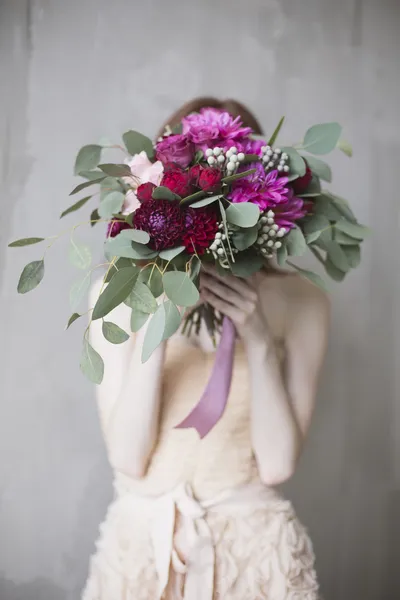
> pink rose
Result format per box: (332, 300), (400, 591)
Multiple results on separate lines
(155, 134), (194, 169)
(122, 151), (164, 214)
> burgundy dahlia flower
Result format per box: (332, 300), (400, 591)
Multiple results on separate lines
(133, 198), (184, 251)
(183, 207), (218, 255)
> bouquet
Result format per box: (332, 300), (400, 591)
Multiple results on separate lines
(9, 108), (368, 435)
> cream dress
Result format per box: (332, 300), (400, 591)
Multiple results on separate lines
(82, 336), (319, 600)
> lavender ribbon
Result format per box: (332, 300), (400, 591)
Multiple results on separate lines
(175, 317), (236, 438)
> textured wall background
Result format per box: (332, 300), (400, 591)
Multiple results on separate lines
(0, 0), (399, 599)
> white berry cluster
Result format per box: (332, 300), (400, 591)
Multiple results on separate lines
(207, 222), (238, 268)
(256, 210), (287, 258)
(261, 146), (289, 174)
(205, 146), (245, 175)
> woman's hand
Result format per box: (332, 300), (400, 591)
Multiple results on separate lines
(200, 266), (269, 346)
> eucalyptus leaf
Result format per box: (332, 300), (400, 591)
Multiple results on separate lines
(231, 251), (264, 277)
(100, 176), (124, 198)
(314, 195), (344, 221)
(69, 239), (92, 270)
(324, 257), (346, 281)
(92, 266), (139, 320)
(159, 246), (186, 261)
(303, 214), (331, 235)
(323, 191), (357, 223)
(125, 281), (157, 314)
(302, 122), (342, 155)
(119, 228), (150, 244)
(337, 138), (353, 157)
(267, 116), (285, 146)
(74, 145), (102, 175)
(163, 300), (182, 340)
(222, 168), (257, 184)
(104, 257), (134, 283)
(70, 177), (105, 196)
(281, 147), (306, 176)
(17, 260), (45, 294)
(179, 190), (204, 205)
(335, 219), (370, 240)
(299, 176), (321, 197)
(152, 186), (180, 201)
(80, 339), (104, 384)
(226, 203), (260, 228)
(102, 321), (130, 344)
(285, 226), (307, 256)
(123, 130), (154, 159)
(276, 243), (288, 266)
(163, 271), (199, 307)
(130, 308), (149, 333)
(303, 156), (332, 182)
(323, 241), (349, 272)
(98, 163), (131, 177)
(191, 195), (221, 208)
(142, 304), (166, 362)
(90, 209), (100, 226)
(60, 195), (92, 218)
(138, 266), (163, 298)
(70, 272), (91, 311)
(288, 262), (329, 292)
(79, 170), (105, 180)
(342, 244), (361, 268)
(65, 313), (81, 329)
(105, 235), (157, 260)
(232, 226), (258, 250)
(189, 257), (201, 281)
(9, 237), (45, 247)
(333, 229), (359, 245)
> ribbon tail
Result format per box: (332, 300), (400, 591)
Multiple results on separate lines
(175, 317), (236, 438)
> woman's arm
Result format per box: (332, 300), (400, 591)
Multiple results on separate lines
(89, 278), (164, 478)
(200, 267), (329, 486)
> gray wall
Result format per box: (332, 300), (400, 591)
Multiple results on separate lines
(0, 0), (399, 599)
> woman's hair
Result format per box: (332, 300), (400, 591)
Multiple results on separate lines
(157, 97), (264, 138)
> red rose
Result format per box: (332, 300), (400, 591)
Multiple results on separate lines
(189, 164), (202, 186)
(161, 167), (192, 198)
(198, 167), (222, 192)
(136, 182), (156, 203)
(155, 134), (194, 169)
(292, 160), (312, 194)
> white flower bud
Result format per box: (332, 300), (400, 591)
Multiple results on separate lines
(275, 148), (281, 154)
(205, 149), (213, 157)
(230, 146), (238, 154)
(274, 241), (282, 249)
(277, 228), (286, 237)
(267, 240), (274, 247)
(266, 149), (273, 157)
(217, 248), (224, 256)
(257, 237), (264, 245)
(215, 232), (222, 239)
(262, 155), (270, 163)
(261, 146), (266, 153)
(272, 224), (279, 231)
(267, 217), (274, 225)
(284, 165), (290, 172)
(226, 149), (233, 158)
(262, 225), (270, 233)
(277, 165), (283, 172)
(273, 153), (278, 160)
(261, 216), (268, 223)
(237, 152), (245, 161)
(282, 153), (288, 160)
(268, 161), (274, 168)
(210, 244), (217, 251)
(222, 234), (226, 240)
(217, 155), (225, 164)
(267, 210), (275, 218)
(227, 162), (235, 172)
(213, 147), (221, 156)
(207, 156), (216, 166)
(230, 154), (239, 163)
(269, 230), (276, 237)
(262, 234), (269, 242)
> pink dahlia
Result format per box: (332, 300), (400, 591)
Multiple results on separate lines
(182, 108), (252, 151)
(228, 166), (292, 212)
(133, 199), (184, 251)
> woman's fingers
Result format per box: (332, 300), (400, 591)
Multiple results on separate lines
(201, 265), (257, 302)
(201, 289), (242, 323)
(201, 274), (242, 308)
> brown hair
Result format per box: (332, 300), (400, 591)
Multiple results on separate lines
(157, 97), (264, 138)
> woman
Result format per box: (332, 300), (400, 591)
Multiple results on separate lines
(82, 98), (330, 600)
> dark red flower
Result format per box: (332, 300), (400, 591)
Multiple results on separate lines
(182, 207), (219, 255)
(133, 198), (184, 251)
(107, 220), (132, 238)
(291, 160), (312, 194)
(161, 167), (193, 198)
(198, 167), (222, 192)
(137, 182), (156, 203)
(189, 164), (202, 186)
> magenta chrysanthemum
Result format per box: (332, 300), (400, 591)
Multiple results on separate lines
(133, 199), (184, 251)
(228, 166), (291, 211)
(273, 194), (308, 229)
(182, 108), (252, 151)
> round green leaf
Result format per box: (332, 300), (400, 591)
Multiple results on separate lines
(232, 226), (258, 250)
(98, 191), (125, 219)
(65, 313), (82, 330)
(17, 260), (45, 294)
(102, 321), (130, 344)
(142, 304), (166, 362)
(9, 237), (45, 247)
(119, 229), (150, 244)
(302, 122), (342, 155)
(342, 245), (361, 268)
(130, 308), (149, 333)
(303, 156), (332, 183)
(163, 300), (182, 340)
(70, 272), (91, 311)
(276, 244), (288, 266)
(231, 251), (264, 277)
(105, 235), (157, 260)
(335, 219), (369, 240)
(333, 229), (359, 245)
(138, 266), (163, 298)
(226, 203), (260, 228)
(152, 186), (180, 201)
(80, 339), (104, 384)
(70, 177), (105, 196)
(281, 147), (306, 176)
(286, 226), (307, 257)
(123, 130), (154, 159)
(159, 246), (186, 261)
(323, 241), (349, 272)
(98, 163), (131, 178)
(191, 195), (221, 208)
(324, 257), (346, 281)
(163, 271), (199, 307)
(69, 239), (92, 270)
(289, 262), (329, 292)
(92, 266), (139, 320)
(74, 144), (102, 175)
(125, 281), (157, 314)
